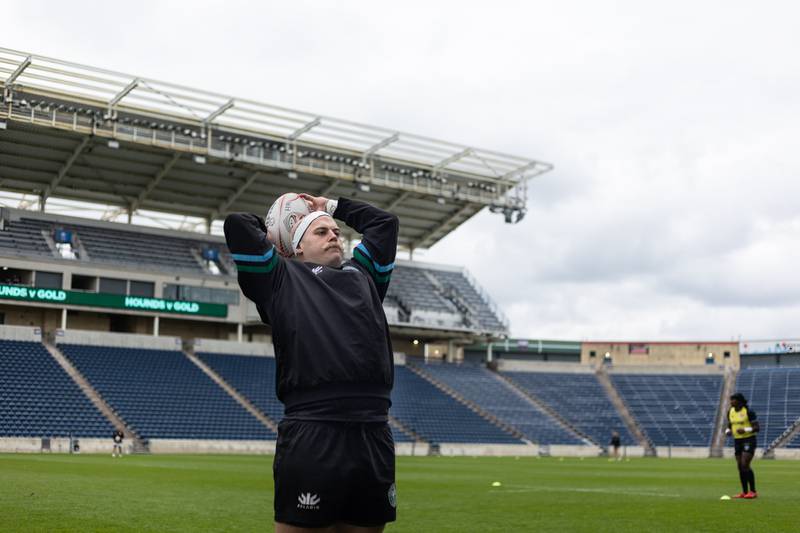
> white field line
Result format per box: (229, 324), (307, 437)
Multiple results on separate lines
(489, 484), (681, 498)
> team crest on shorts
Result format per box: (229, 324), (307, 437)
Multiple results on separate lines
(297, 492), (320, 510)
(388, 483), (397, 508)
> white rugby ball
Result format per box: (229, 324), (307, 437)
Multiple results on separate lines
(265, 193), (311, 257)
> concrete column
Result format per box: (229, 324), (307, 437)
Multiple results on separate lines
(153, 316), (159, 336)
(237, 323), (243, 343)
(486, 342), (493, 363)
(447, 340), (456, 363)
(61, 308), (67, 330)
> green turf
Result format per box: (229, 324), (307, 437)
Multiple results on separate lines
(1, 454), (795, 532)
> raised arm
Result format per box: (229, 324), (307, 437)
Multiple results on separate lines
(333, 196), (399, 301)
(224, 213), (286, 306)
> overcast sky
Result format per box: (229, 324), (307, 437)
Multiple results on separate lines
(5, 1), (800, 341)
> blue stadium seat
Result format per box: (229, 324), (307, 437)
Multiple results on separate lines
(390, 365), (521, 444)
(414, 362), (583, 445)
(0, 340), (114, 437)
(610, 374), (722, 447)
(736, 367), (800, 448)
(502, 370), (635, 445)
(59, 344), (275, 440)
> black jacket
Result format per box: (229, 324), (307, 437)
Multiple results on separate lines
(224, 197), (399, 417)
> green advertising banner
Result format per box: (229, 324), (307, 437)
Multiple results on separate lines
(0, 284), (228, 318)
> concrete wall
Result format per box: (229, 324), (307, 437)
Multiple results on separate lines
(497, 359), (593, 374)
(582, 342), (740, 369)
(655, 446), (710, 458)
(0, 437), (132, 454)
(55, 328), (182, 350)
(147, 439), (276, 454)
(606, 364), (725, 375)
(436, 444), (604, 457)
(193, 337), (274, 357)
(0, 304), (61, 330)
(773, 449), (800, 460)
(0, 324), (41, 341)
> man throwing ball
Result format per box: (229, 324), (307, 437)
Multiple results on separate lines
(225, 194), (398, 532)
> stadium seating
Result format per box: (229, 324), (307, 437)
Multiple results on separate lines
(0, 340), (113, 437)
(0, 217), (226, 275)
(59, 344), (275, 440)
(502, 370), (635, 445)
(787, 430), (800, 448)
(736, 367), (800, 448)
(425, 269), (507, 332)
(196, 352), (284, 422)
(191, 352), (416, 442)
(385, 265), (507, 332)
(413, 362), (583, 444)
(0, 213), (508, 334)
(610, 374), (722, 446)
(390, 365), (521, 444)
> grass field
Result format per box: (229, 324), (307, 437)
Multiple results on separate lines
(1, 453), (796, 532)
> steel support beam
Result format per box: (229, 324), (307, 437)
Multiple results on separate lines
(502, 160), (541, 180)
(319, 180), (340, 198)
(129, 153), (180, 213)
(5, 56), (31, 86)
(42, 136), (91, 206)
(386, 191), (410, 211)
(289, 117), (321, 140)
(212, 171), (261, 218)
(205, 99), (234, 124)
(415, 204), (473, 249)
(435, 148), (472, 171)
(109, 78), (140, 108)
(364, 133), (399, 156)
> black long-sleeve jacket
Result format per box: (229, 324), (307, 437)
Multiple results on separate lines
(224, 197), (399, 419)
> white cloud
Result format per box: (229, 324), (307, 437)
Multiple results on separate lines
(4, 0), (800, 340)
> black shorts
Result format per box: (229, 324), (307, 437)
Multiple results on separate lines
(273, 419), (396, 528)
(734, 436), (758, 456)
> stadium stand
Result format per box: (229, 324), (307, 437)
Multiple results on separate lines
(788, 428), (800, 448)
(610, 373), (723, 447)
(411, 362), (583, 445)
(0, 209), (508, 333)
(0, 340), (113, 437)
(196, 352), (283, 422)
(0, 215), (228, 275)
(181, 352), (417, 442)
(384, 265), (507, 332)
(736, 367), (800, 448)
(58, 344), (275, 440)
(502, 370), (635, 446)
(390, 364), (521, 444)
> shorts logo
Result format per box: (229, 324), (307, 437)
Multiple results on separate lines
(744, 444), (751, 452)
(297, 492), (320, 510)
(388, 483), (397, 508)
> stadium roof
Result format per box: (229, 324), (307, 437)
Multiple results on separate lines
(0, 47), (552, 249)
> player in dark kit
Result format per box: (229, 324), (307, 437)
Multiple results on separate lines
(609, 431), (621, 461)
(225, 194), (398, 533)
(725, 392), (760, 499)
(112, 428), (124, 457)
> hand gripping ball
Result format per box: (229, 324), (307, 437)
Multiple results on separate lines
(265, 193), (311, 257)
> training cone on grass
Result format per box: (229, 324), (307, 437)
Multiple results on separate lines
(491, 481), (502, 487)
(720, 495), (731, 500)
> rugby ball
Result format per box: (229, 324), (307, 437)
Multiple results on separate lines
(266, 193), (311, 257)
